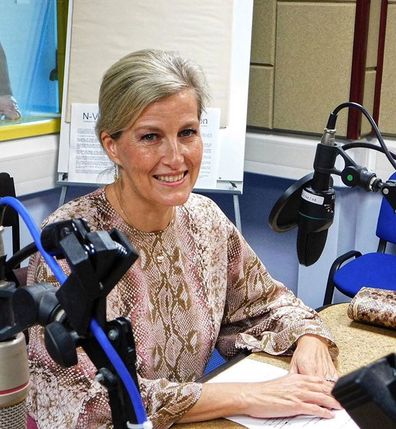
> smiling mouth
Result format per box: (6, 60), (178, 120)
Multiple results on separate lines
(154, 172), (187, 183)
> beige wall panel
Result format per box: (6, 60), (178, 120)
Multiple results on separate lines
(250, 0), (276, 65)
(366, 0), (381, 68)
(274, 3), (355, 136)
(247, 65), (273, 128)
(361, 70), (376, 135)
(379, 4), (396, 135)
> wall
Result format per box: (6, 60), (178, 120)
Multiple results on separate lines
(247, 0), (396, 138)
(248, 0), (356, 136)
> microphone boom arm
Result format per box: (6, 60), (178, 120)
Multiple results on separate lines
(313, 139), (396, 210)
(0, 216), (148, 428)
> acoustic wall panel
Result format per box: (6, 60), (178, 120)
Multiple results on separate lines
(366, 0), (381, 68)
(247, 65), (273, 128)
(273, 2), (355, 136)
(361, 69), (376, 135)
(250, 0), (276, 65)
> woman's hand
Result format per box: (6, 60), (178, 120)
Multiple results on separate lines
(180, 335), (341, 424)
(289, 334), (338, 383)
(241, 372), (342, 419)
(0, 95), (21, 120)
(180, 372), (342, 423)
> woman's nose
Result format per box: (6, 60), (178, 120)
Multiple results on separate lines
(162, 138), (184, 166)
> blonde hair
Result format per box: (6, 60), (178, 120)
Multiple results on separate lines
(95, 49), (210, 142)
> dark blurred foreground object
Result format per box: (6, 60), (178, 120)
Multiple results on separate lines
(333, 353), (396, 429)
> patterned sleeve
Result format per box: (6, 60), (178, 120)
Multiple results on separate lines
(27, 250), (202, 429)
(216, 226), (338, 359)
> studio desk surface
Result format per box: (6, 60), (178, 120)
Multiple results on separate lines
(174, 302), (396, 429)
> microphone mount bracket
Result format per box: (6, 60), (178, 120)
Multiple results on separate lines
(312, 140), (396, 210)
(0, 218), (142, 428)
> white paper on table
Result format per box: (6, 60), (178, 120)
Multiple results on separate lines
(207, 358), (359, 429)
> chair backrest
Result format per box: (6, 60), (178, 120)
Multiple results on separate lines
(0, 172), (20, 255)
(204, 348), (227, 375)
(376, 171), (396, 244)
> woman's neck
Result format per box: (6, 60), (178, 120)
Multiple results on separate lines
(107, 182), (175, 233)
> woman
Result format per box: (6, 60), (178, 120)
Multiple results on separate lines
(27, 49), (341, 429)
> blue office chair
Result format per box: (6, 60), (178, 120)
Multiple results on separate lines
(203, 348), (227, 375)
(323, 172), (396, 305)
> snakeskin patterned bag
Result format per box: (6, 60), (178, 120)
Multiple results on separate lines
(347, 287), (396, 329)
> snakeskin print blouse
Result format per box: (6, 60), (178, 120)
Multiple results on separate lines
(27, 189), (337, 429)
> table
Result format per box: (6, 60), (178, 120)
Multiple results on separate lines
(174, 303), (396, 428)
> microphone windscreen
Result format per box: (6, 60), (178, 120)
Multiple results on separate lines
(0, 332), (30, 429)
(297, 228), (328, 266)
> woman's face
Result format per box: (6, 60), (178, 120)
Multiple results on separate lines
(102, 89), (203, 212)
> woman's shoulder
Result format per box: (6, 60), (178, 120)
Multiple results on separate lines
(182, 193), (234, 233)
(184, 193), (222, 215)
(43, 188), (106, 228)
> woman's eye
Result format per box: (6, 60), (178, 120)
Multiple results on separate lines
(141, 133), (158, 142)
(179, 128), (197, 138)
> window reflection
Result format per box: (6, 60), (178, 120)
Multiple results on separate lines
(0, 0), (59, 126)
(0, 42), (21, 120)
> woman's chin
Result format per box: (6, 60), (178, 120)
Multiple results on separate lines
(158, 191), (191, 208)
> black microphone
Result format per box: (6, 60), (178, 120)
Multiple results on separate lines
(296, 128), (337, 266)
(270, 102), (392, 267)
(268, 128), (338, 266)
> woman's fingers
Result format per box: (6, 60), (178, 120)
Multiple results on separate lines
(295, 402), (335, 419)
(287, 374), (342, 409)
(297, 386), (343, 411)
(245, 373), (342, 420)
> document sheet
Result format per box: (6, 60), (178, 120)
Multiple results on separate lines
(207, 358), (359, 428)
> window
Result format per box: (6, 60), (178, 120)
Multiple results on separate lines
(0, 0), (66, 141)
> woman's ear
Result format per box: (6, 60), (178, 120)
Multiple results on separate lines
(101, 132), (121, 165)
